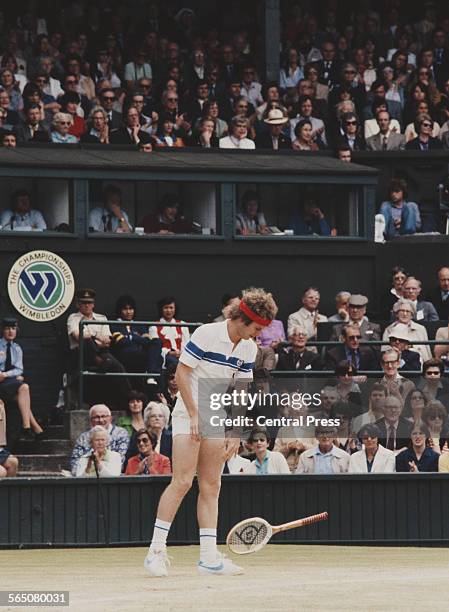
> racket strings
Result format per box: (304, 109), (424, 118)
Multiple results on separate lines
(228, 521), (269, 552)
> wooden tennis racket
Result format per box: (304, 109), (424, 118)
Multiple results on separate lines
(226, 511), (328, 555)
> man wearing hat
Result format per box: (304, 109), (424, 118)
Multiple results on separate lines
(0, 317), (44, 440)
(255, 108), (291, 150)
(67, 289), (131, 405)
(388, 324), (422, 371)
(330, 294), (381, 342)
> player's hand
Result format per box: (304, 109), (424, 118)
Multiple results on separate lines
(190, 413), (200, 441)
(224, 437), (240, 461)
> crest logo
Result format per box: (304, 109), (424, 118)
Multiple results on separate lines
(8, 251), (75, 321)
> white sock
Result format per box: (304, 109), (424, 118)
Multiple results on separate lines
(149, 518), (171, 552)
(199, 528), (218, 565)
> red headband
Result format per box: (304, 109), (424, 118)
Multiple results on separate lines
(239, 300), (271, 327)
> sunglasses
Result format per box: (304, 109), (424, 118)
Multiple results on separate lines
(59, 122), (71, 126)
(137, 438), (150, 444)
(346, 120), (357, 125)
(102, 96), (115, 101)
(426, 371), (441, 376)
(421, 122), (432, 128)
(167, 98), (178, 102)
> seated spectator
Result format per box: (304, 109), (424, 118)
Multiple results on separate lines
(292, 118), (322, 151)
(273, 400), (315, 473)
(117, 390), (147, 438)
(200, 100), (228, 139)
(287, 286), (328, 343)
(349, 424), (396, 473)
(98, 88), (122, 130)
(139, 193), (195, 235)
(325, 324), (378, 371)
(328, 291), (351, 323)
(257, 318), (286, 350)
(124, 49), (152, 91)
(319, 386), (340, 416)
(395, 423), (439, 472)
(383, 299), (432, 364)
(296, 425), (350, 474)
(110, 105), (153, 145)
(2, 131), (16, 148)
(254, 82), (283, 122)
(434, 320), (449, 363)
(75, 425), (122, 477)
(219, 116), (255, 149)
(380, 349), (415, 402)
(379, 178), (422, 240)
(337, 147), (352, 162)
(125, 429), (171, 475)
(330, 294), (381, 342)
(403, 388), (427, 424)
(154, 114), (185, 147)
(423, 401), (447, 452)
(241, 63), (263, 108)
(405, 113), (444, 150)
(387, 324), (421, 371)
(426, 266), (449, 321)
(402, 277), (439, 322)
(380, 265), (408, 320)
(65, 53), (95, 100)
(110, 294), (162, 384)
(59, 92), (86, 140)
(333, 362), (363, 410)
(213, 293), (240, 323)
(0, 317), (44, 440)
(0, 189), (46, 231)
(364, 98), (401, 138)
(188, 116), (219, 147)
(331, 401), (362, 454)
(352, 384), (387, 433)
(255, 108), (291, 150)
(128, 91), (157, 135)
(148, 296), (190, 369)
(375, 394), (412, 452)
(158, 365), (178, 412)
(235, 190), (269, 235)
(289, 200), (332, 236)
(66, 288), (131, 405)
(0, 399), (19, 478)
(82, 107), (110, 143)
(418, 359), (449, 403)
(404, 104), (440, 142)
(366, 109), (405, 150)
(337, 111), (366, 150)
(290, 95), (326, 145)
(143, 402), (172, 459)
(0, 91), (19, 129)
(0, 68), (22, 112)
(70, 404), (129, 475)
(14, 103), (50, 143)
(88, 184), (133, 233)
(51, 112), (78, 143)
(276, 325), (322, 371)
(280, 47), (304, 90)
(93, 48), (121, 90)
(246, 427), (290, 474)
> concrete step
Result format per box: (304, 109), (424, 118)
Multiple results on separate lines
(17, 471), (63, 478)
(14, 438), (72, 455)
(44, 425), (66, 439)
(16, 454), (69, 472)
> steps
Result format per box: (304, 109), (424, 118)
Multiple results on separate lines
(14, 424), (71, 477)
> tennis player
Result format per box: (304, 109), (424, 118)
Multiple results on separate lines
(144, 287), (278, 576)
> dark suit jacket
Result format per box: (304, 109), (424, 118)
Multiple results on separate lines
(405, 137), (444, 150)
(399, 349), (421, 372)
(375, 417), (413, 451)
(324, 345), (379, 371)
(109, 128), (152, 145)
(14, 122), (51, 143)
(330, 320), (382, 342)
(337, 133), (366, 151)
(255, 132), (292, 150)
(105, 110), (123, 130)
(425, 287), (449, 320)
(276, 348), (322, 371)
(316, 59), (342, 87)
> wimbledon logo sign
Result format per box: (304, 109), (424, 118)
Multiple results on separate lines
(8, 250), (75, 321)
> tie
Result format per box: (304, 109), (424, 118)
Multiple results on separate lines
(106, 214), (112, 232)
(442, 292), (449, 301)
(387, 425), (395, 451)
(350, 349), (357, 368)
(4, 342), (12, 372)
(382, 135), (388, 150)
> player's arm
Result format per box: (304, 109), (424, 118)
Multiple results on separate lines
(224, 378), (250, 460)
(175, 362), (200, 440)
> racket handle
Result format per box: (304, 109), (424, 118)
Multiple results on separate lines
(273, 511), (328, 534)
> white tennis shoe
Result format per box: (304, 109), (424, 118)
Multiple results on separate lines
(197, 553), (244, 576)
(144, 548), (171, 577)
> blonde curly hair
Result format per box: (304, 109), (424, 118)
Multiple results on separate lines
(229, 287), (278, 324)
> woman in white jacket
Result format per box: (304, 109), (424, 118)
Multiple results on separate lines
(75, 426), (122, 477)
(349, 424), (395, 473)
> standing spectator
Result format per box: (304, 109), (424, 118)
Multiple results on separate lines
(70, 404), (129, 475)
(219, 116), (255, 149)
(375, 394), (413, 452)
(247, 427), (290, 474)
(50, 112), (78, 143)
(402, 277), (439, 322)
(0, 317), (43, 440)
(296, 425), (350, 474)
(287, 287), (328, 341)
(395, 423), (439, 472)
(125, 429), (171, 475)
(405, 113), (443, 150)
(380, 349), (415, 401)
(330, 294), (381, 342)
(235, 190), (269, 235)
(426, 266), (449, 320)
(383, 299), (432, 364)
(148, 297), (190, 368)
(366, 109), (405, 150)
(379, 178), (421, 240)
(349, 424), (396, 473)
(276, 325), (322, 371)
(255, 108), (291, 150)
(88, 185), (132, 234)
(75, 426), (123, 477)
(0, 189), (46, 231)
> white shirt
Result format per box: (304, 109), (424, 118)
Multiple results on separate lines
(67, 311), (111, 350)
(219, 136), (255, 149)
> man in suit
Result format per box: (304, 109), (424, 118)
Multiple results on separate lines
(14, 104), (50, 143)
(426, 266), (449, 320)
(276, 325), (322, 371)
(375, 395), (413, 452)
(316, 41), (341, 88)
(431, 30), (449, 90)
(325, 324), (378, 371)
(330, 294), (381, 342)
(184, 80), (210, 125)
(110, 106), (153, 145)
(387, 324), (422, 371)
(366, 110), (405, 151)
(255, 108), (291, 150)
(402, 277), (439, 322)
(99, 89), (123, 130)
(337, 112), (366, 151)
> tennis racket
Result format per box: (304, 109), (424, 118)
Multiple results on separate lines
(226, 511), (328, 555)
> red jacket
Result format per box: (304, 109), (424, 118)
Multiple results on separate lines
(125, 452), (171, 475)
